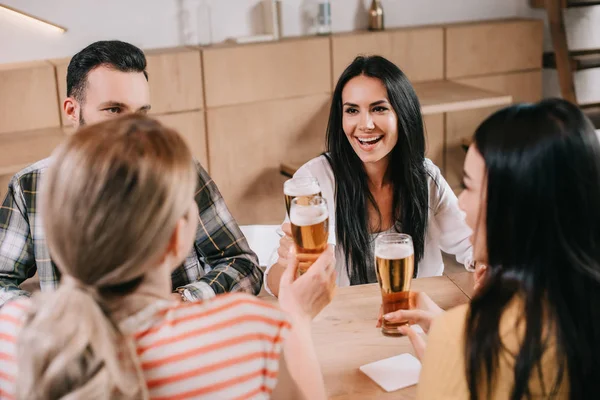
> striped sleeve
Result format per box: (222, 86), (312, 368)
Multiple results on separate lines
(0, 299), (30, 400)
(133, 294), (291, 400)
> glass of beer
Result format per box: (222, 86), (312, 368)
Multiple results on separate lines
(375, 233), (415, 337)
(284, 177), (321, 216)
(289, 195), (329, 274)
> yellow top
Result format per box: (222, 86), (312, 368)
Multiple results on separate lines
(417, 299), (570, 399)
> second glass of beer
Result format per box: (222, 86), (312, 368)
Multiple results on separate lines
(375, 233), (415, 336)
(283, 177), (321, 216)
(289, 195), (329, 275)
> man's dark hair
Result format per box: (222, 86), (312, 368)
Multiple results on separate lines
(66, 40), (148, 103)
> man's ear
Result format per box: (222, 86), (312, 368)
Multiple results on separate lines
(63, 97), (79, 126)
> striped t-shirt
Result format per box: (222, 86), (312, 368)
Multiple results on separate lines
(0, 293), (291, 399)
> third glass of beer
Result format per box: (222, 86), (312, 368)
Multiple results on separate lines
(289, 195), (329, 274)
(375, 233), (415, 336)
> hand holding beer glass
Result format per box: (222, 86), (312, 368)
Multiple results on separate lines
(289, 196), (329, 275)
(375, 233), (415, 336)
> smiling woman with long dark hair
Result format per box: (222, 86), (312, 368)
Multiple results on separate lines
(414, 99), (600, 399)
(266, 56), (473, 295)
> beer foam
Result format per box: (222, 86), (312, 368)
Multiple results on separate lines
(284, 180), (320, 197)
(375, 243), (414, 260)
(290, 206), (328, 226)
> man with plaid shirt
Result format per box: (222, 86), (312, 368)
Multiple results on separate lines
(0, 40), (262, 306)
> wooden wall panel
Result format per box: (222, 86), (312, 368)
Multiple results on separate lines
(332, 27), (444, 84)
(446, 19), (543, 79)
(51, 58), (69, 108)
(424, 113), (445, 173)
(0, 62), (61, 134)
(154, 111), (208, 169)
(0, 174), (11, 202)
(0, 127), (66, 176)
(0, 174), (12, 202)
(146, 48), (204, 114)
(445, 71), (543, 189)
(54, 59), (70, 127)
(203, 38), (331, 108)
(207, 94), (331, 224)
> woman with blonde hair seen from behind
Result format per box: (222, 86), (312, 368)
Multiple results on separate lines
(0, 115), (335, 399)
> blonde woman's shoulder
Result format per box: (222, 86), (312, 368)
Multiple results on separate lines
(170, 293), (289, 329)
(0, 298), (33, 347)
(0, 298), (33, 320)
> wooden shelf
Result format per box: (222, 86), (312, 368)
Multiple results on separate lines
(544, 49), (600, 71)
(0, 127), (66, 176)
(414, 81), (512, 115)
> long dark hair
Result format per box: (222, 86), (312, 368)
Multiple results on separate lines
(325, 56), (429, 284)
(465, 99), (600, 399)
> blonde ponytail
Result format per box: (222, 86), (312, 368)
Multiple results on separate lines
(18, 284), (148, 399)
(16, 115), (196, 399)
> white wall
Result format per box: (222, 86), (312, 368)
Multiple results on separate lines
(1, 0), (522, 64)
(517, 3), (600, 105)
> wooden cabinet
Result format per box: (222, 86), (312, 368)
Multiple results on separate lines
(445, 70), (544, 189)
(203, 38), (331, 108)
(207, 94), (330, 224)
(446, 19), (543, 79)
(146, 48), (204, 114)
(331, 27), (444, 84)
(0, 61), (60, 134)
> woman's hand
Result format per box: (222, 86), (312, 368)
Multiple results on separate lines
(278, 245), (336, 324)
(268, 223), (327, 296)
(384, 292), (443, 360)
(473, 262), (487, 293)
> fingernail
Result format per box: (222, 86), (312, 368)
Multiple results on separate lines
(383, 313), (394, 320)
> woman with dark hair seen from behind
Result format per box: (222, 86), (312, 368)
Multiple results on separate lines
(0, 115), (335, 399)
(408, 98), (600, 398)
(266, 55), (473, 298)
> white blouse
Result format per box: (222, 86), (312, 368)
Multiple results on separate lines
(264, 156), (473, 294)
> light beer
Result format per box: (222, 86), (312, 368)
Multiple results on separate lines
(289, 196), (329, 274)
(374, 234), (415, 336)
(284, 177), (321, 215)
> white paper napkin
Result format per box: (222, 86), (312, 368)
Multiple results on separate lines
(359, 353), (422, 392)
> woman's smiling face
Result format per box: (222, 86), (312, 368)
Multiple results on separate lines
(342, 75), (398, 166)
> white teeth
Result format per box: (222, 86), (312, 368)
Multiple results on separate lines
(358, 136), (382, 144)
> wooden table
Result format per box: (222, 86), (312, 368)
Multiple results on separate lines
(264, 276), (470, 399)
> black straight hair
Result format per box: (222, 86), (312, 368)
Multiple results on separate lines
(465, 98), (600, 399)
(325, 55), (430, 284)
(67, 40), (148, 103)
